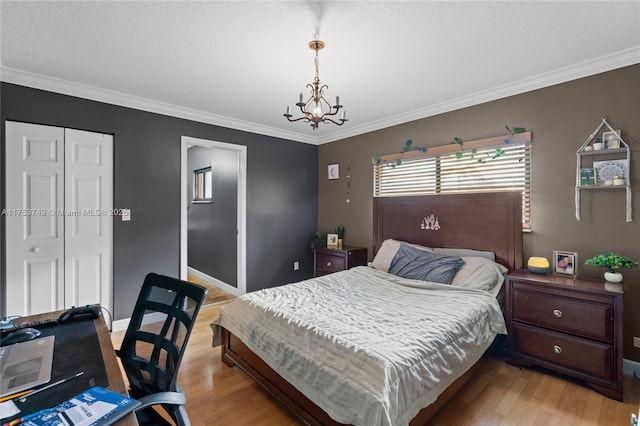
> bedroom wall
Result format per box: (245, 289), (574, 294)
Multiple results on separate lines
(317, 64), (640, 362)
(0, 82), (318, 320)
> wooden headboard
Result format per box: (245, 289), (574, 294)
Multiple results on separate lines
(373, 192), (523, 271)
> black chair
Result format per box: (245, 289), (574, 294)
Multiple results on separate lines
(98, 273), (207, 426)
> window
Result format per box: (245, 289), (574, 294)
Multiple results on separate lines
(193, 167), (212, 202)
(373, 133), (532, 229)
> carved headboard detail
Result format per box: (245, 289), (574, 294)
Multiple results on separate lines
(373, 192), (523, 271)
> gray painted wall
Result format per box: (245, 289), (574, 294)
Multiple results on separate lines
(0, 82), (318, 320)
(187, 145), (238, 286)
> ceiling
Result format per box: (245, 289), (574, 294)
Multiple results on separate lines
(1, 1), (639, 145)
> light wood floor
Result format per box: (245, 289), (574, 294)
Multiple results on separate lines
(186, 273), (236, 306)
(111, 303), (639, 425)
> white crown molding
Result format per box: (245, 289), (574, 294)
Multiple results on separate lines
(0, 66), (319, 145)
(2, 46), (638, 146)
(314, 46), (640, 145)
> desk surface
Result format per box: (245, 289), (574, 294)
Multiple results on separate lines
(7, 310), (137, 426)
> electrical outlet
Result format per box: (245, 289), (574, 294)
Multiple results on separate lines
(633, 336), (640, 348)
(293, 261), (299, 271)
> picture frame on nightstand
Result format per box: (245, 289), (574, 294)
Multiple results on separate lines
(326, 233), (339, 248)
(553, 250), (577, 277)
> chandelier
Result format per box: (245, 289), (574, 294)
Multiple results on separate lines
(284, 40), (347, 130)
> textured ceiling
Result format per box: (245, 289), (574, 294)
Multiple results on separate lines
(1, 1), (639, 144)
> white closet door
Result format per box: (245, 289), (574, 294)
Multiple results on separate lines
(64, 128), (113, 315)
(5, 122), (65, 315)
(5, 122), (113, 317)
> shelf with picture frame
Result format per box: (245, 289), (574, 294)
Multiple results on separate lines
(575, 117), (632, 222)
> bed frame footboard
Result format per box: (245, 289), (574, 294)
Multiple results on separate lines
(221, 327), (483, 426)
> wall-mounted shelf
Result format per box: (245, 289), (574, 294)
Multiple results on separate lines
(575, 117), (632, 222)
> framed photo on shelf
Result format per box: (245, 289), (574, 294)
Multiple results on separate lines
(593, 159), (626, 186)
(326, 233), (339, 248)
(328, 163), (340, 180)
(603, 130), (621, 149)
(553, 250), (577, 277)
(580, 168), (597, 186)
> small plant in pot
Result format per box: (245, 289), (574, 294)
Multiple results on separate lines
(584, 252), (637, 283)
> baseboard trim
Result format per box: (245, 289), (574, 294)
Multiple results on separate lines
(187, 266), (239, 297)
(112, 318), (129, 332)
(624, 358), (640, 376)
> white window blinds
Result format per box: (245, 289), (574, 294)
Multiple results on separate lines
(373, 133), (532, 229)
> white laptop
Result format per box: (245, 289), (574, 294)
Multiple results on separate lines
(0, 335), (55, 398)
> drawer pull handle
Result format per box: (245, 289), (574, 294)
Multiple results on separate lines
(326, 262), (332, 267)
(552, 309), (563, 318)
(553, 345), (562, 354)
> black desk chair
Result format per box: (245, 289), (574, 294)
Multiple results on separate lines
(99, 273), (207, 426)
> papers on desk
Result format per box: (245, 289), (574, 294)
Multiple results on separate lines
(21, 387), (137, 426)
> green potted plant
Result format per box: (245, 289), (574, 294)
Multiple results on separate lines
(584, 252), (637, 283)
(310, 231), (327, 251)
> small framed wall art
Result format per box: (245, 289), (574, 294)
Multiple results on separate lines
(328, 163), (340, 180)
(553, 250), (577, 277)
(603, 130), (621, 149)
(580, 168), (596, 186)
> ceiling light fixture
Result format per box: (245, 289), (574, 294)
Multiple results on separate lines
(284, 40), (347, 130)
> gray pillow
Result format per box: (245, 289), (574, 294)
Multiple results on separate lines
(389, 244), (465, 284)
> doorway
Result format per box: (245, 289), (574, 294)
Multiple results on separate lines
(180, 136), (246, 296)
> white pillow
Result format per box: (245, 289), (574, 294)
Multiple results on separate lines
(450, 256), (508, 297)
(371, 239), (432, 272)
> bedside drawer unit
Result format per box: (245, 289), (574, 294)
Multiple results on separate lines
(512, 288), (613, 342)
(314, 246), (367, 277)
(315, 253), (346, 275)
(506, 269), (623, 401)
(511, 322), (613, 382)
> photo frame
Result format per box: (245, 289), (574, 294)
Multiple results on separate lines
(553, 250), (577, 277)
(579, 168), (596, 186)
(326, 233), (339, 248)
(328, 163), (340, 180)
(603, 130), (621, 149)
(593, 159), (627, 186)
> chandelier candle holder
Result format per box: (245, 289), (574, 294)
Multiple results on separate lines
(284, 40), (347, 130)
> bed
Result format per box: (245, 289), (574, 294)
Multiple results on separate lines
(211, 192), (523, 426)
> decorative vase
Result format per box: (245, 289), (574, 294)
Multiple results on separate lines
(604, 271), (623, 283)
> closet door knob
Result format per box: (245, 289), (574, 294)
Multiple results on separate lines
(32, 246), (40, 253)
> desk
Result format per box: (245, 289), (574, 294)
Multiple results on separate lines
(2, 310), (137, 426)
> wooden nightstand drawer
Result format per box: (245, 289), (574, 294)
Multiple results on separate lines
(512, 288), (613, 342)
(512, 322), (613, 382)
(315, 253), (346, 274)
(313, 246), (367, 277)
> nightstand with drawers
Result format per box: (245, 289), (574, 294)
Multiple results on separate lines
(313, 246), (367, 277)
(505, 269), (623, 401)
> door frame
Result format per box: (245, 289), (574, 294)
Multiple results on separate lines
(180, 136), (246, 296)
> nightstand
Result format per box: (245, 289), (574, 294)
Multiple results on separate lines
(505, 269), (623, 401)
(313, 246), (367, 277)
